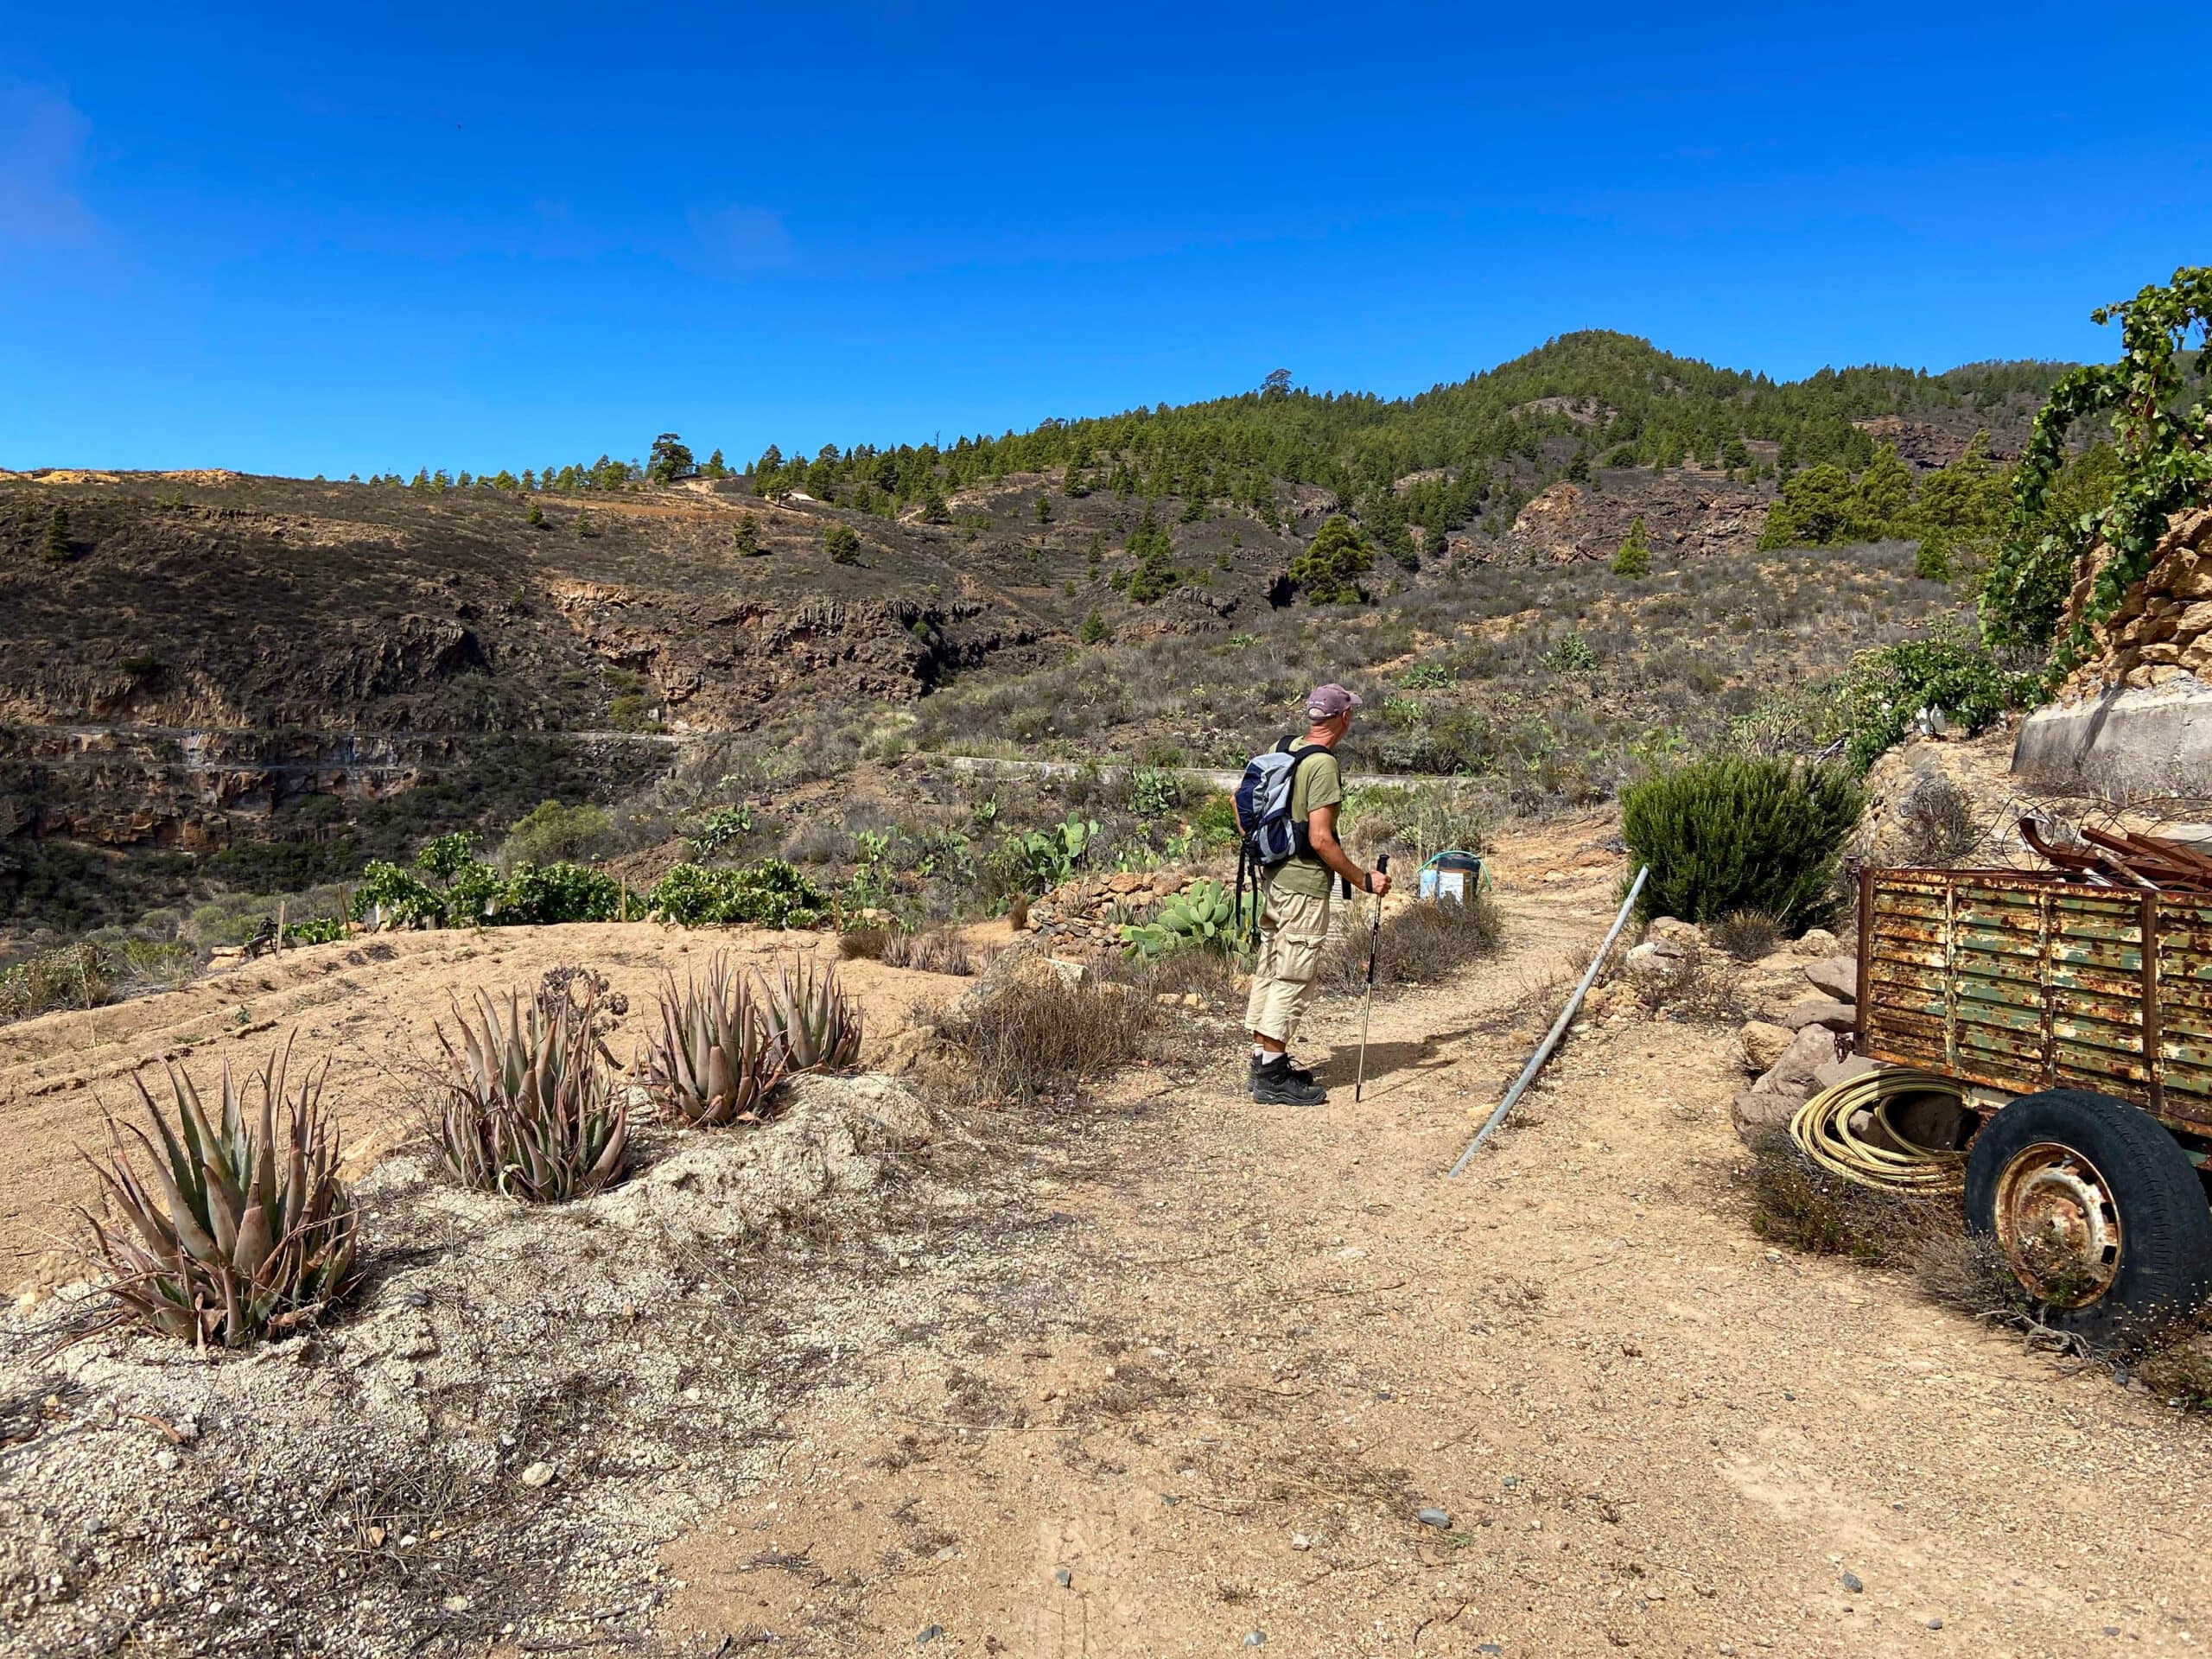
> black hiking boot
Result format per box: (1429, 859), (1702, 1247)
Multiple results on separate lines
(1250, 1054), (1327, 1107)
(1249, 1052), (1317, 1085)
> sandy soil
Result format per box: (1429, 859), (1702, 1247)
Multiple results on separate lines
(0, 922), (982, 1290)
(658, 842), (2212, 1657)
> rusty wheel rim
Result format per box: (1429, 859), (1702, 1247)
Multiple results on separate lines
(1993, 1141), (2121, 1308)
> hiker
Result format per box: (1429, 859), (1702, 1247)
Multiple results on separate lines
(1236, 683), (1391, 1105)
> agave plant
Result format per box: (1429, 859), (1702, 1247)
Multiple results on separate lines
(639, 954), (784, 1126)
(1121, 879), (1249, 961)
(83, 1040), (361, 1348)
(432, 981), (627, 1201)
(760, 957), (863, 1074)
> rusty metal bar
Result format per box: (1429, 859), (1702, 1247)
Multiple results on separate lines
(2144, 888), (2165, 1116)
(2038, 884), (2057, 1089)
(1855, 864), (1872, 1052)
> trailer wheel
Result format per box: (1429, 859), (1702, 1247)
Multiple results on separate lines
(1965, 1089), (2212, 1340)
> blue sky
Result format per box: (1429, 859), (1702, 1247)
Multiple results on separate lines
(3, 3), (2207, 476)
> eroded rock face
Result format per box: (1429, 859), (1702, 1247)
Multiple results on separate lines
(1503, 475), (1767, 566)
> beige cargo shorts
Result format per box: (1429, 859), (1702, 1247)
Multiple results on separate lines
(1243, 880), (1333, 1045)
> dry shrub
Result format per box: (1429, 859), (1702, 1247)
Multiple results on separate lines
(881, 929), (976, 976)
(838, 927), (889, 960)
(1710, 907), (1783, 963)
(1745, 1133), (1954, 1266)
(1124, 943), (1238, 1002)
(1899, 777), (1983, 866)
(1633, 944), (1745, 1025)
(2132, 1323), (2212, 1409)
(1912, 1230), (2040, 1321)
(938, 969), (1154, 1102)
(1319, 894), (1503, 994)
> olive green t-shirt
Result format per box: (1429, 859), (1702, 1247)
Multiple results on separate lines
(1270, 748), (1344, 899)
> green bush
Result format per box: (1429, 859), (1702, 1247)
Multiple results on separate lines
(1834, 625), (2037, 774)
(503, 799), (616, 866)
(499, 861), (628, 925)
(684, 804), (757, 860)
(646, 860), (828, 929)
(1127, 766), (1184, 820)
(352, 860), (445, 926)
(1621, 758), (1864, 933)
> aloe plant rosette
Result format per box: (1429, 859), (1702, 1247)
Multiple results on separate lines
(84, 1042), (362, 1347)
(760, 958), (863, 1074)
(641, 953), (785, 1125)
(433, 984), (628, 1201)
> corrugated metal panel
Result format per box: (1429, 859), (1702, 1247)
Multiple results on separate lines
(2158, 899), (2212, 1127)
(1862, 870), (2211, 1124)
(1864, 874), (1949, 1073)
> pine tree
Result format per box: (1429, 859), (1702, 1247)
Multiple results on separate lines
(733, 515), (763, 556)
(1287, 514), (1375, 604)
(1077, 608), (1109, 644)
(825, 524), (861, 565)
(41, 506), (70, 563)
(1566, 451), (1591, 484)
(1611, 514), (1651, 576)
(526, 501), (545, 529)
(575, 508), (594, 538)
(703, 448), (728, 480)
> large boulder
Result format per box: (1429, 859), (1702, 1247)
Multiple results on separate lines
(1804, 957), (1859, 1002)
(1732, 1087), (1802, 1141)
(1813, 1053), (1881, 1091)
(1763, 1025), (1847, 1096)
(1738, 1021), (1795, 1073)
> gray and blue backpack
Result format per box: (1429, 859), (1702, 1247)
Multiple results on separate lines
(1231, 739), (1332, 939)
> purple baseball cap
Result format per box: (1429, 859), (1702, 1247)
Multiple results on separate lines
(1307, 683), (1363, 719)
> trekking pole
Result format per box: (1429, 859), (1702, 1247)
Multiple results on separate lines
(1353, 853), (1389, 1103)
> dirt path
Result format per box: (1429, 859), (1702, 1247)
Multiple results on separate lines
(660, 863), (2212, 1656)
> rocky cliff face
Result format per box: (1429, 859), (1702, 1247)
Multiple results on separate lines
(1503, 473), (1767, 565)
(0, 476), (1042, 869)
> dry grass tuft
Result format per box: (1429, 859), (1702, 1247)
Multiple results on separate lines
(1319, 894), (1504, 995)
(1745, 1133), (1954, 1266)
(837, 927), (889, 960)
(938, 969), (1155, 1102)
(1710, 908), (1783, 963)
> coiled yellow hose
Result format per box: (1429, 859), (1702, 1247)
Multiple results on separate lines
(1787, 1066), (1969, 1192)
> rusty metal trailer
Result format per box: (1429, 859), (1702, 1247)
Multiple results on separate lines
(1856, 865), (2212, 1333)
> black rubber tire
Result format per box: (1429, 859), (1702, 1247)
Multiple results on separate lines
(1965, 1089), (2212, 1340)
